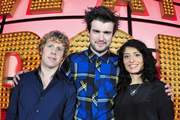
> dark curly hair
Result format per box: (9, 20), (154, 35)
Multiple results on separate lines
(117, 39), (158, 91)
(84, 6), (119, 35)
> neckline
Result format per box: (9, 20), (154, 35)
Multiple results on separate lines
(128, 83), (143, 89)
(129, 84), (142, 96)
(129, 83), (142, 86)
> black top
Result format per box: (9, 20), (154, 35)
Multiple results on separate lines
(114, 79), (174, 120)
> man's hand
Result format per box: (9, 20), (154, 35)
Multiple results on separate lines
(165, 84), (172, 96)
(160, 78), (173, 97)
(12, 69), (28, 87)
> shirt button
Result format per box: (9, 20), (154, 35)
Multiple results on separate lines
(36, 110), (39, 112)
(40, 97), (43, 99)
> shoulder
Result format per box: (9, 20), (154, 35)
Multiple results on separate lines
(19, 70), (35, 78)
(109, 52), (118, 59)
(19, 70), (36, 82)
(152, 78), (172, 103)
(151, 78), (168, 95)
(15, 70), (36, 88)
(66, 49), (89, 63)
(152, 78), (166, 89)
(59, 72), (76, 91)
(109, 51), (119, 65)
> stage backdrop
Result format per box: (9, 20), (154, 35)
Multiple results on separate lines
(0, 0), (179, 119)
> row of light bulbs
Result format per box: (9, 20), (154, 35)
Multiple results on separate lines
(157, 34), (180, 119)
(30, 0), (63, 10)
(0, 32), (35, 38)
(0, 86), (11, 109)
(160, 0), (175, 19)
(0, 0), (15, 15)
(131, 0), (143, 9)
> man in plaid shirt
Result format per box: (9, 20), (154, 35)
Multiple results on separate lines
(61, 6), (119, 119)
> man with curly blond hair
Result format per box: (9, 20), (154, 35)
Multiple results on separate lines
(6, 30), (76, 120)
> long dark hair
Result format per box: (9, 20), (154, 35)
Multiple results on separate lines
(117, 39), (158, 91)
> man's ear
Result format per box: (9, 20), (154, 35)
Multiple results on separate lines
(39, 51), (42, 56)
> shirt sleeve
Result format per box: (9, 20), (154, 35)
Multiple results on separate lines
(60, 55), (72, 80)
(63, 84), (76, 120)
(5, 85), (20, 120)
(157, 84), (174, 120)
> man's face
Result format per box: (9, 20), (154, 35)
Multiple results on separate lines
(40, 41), (64, 69)
(89, 20), (114, 56)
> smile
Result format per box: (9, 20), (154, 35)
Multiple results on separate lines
(48, 57), (56, 61)
(129, 64), (138, 68)
(95, 41), (106, 46)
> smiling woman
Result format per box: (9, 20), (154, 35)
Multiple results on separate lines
(114, 39), (174, 120)
(123, 47), (144, 77)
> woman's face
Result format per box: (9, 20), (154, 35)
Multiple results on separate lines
(123, 47), (144, 75)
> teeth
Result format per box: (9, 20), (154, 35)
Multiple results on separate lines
(49, 57), (56, 60)
(130, 65), (137, 67)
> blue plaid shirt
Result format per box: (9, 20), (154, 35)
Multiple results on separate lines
(61, 48), (120, 120)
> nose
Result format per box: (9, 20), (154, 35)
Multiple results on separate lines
(129, 56), (134, 63)
(99, 33), (104, 41)
(51, 48), (56, 55)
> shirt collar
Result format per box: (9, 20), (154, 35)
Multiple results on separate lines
(87, 47), (110, 63)
(34, 66), (62, 80)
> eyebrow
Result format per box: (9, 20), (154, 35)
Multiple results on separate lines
(104, 31), (112, 33)
(92, 29), (112, 33)
(124, 51), (140, 54)
(92, 29), (99, 32)
(133, 52), (140, 53)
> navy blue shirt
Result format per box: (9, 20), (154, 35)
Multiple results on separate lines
(6, 68), (76, 120)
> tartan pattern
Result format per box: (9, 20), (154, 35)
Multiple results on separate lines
(61, 48), (120, 120)
(95, 57), (102, 72)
